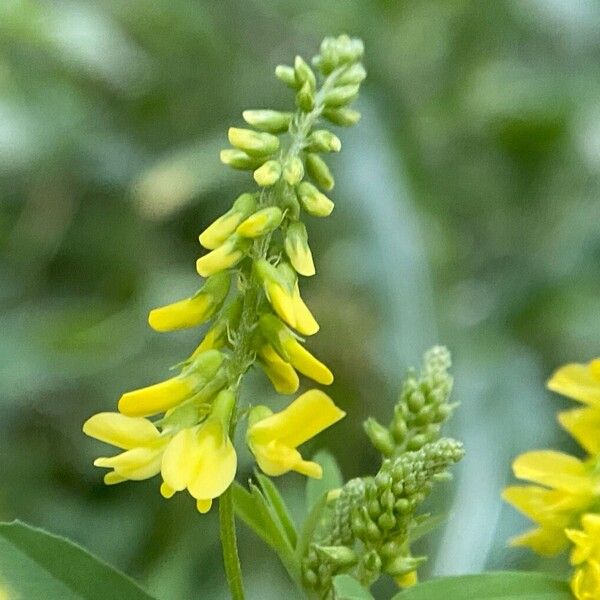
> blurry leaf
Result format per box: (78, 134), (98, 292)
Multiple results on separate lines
(391, 572), (571, 599)
(296, 492), (328, 562)
(0, 520), (154, 599)
(232, 481), (299, 583)
(332, 574), (374, 600)
(408, 513), (447, 543)
(305, 450), (344, 513)
(255, 473), (297, 549)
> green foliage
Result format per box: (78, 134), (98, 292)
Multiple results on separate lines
(390, 572), (571, 600)
(332, 575), (374, 600)
(0, 521), (154, 600)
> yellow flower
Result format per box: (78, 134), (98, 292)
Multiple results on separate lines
(196, 234), (250, 277)
(548, 358), (600, 405)
(160, 390), (236, 513)
(148, 272), (230, 332)
(502, 451), (598, 555)
(395, 571), (418, 589)
(236, 207), (283, 238)
(83, 412), (169, 485)
(566, 514), (600, 600)
(247, 389), (345, 478)
(571, 560), (600, 600)
(198, 193), (256, 250)
(284, 222), (315, 277)
(258, 344), (299, 394)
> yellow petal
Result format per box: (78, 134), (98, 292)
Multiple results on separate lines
(509, 526), (567, 556)
(161, 428), (201, 492)
(565, 528), (593, 565)
(582, 513), (600, 535)
(395, 571), (418, 588)
(512, 450), (591, 493)
(187, 421), (237, 500)
(160, 482), (176, 499)
(249, 389), (345, 449)
(196, 498), (213, 513)
(502, 485), (575, 526)
(199, 213), (243, 250)
(118, 375), (196, 417)
(547, 360), (600, 406)
(284, 340), (333, 385)
(94, 447), (163, 481)
(558, 408), (600, 455)
(83, 412), (160, 449)
(104, 472), (127, 485)
(148, 295), (212, 332)
(258, 345), (299, 395)
(292, 283), (319, 336)
(251, 440), (322, 478)
(196, 238), (246, 278)
(266, 281), (297, 329)
(571, 561), (600, 600)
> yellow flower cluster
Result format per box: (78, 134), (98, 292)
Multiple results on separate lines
(503, 358), (600, 599)
(84, 35), (364, 515)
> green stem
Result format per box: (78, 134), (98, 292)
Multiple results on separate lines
(219, 484), (245, 600)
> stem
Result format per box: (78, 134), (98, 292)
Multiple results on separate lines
(219, 485), (245, 600)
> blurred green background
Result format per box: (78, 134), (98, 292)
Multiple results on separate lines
(1, 1), (599, 598)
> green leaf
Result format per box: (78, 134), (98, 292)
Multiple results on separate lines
(232, 481), (300, 584)
(306, 449), (344, 512)
(408, 513), (447, 543)
(296, 492), (328, 562)
(255, 473), (298, 549)
(332, 574), (375, 599)
(0, 520), (155, 600)
(391, 572), (571, 599)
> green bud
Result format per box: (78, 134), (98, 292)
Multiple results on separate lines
(381, 489), (395, 511)
(281, 191), (301, 220)
(296, 81), (315, 112)
(378, 512), (396, 530)
(407, 390), (426, 412)
(219, 149), (264, 170)
(337, 63), (367, 86)
(384, 555), (426, 578)
(242, 109), (293, 133)
(362, 550), (382, 576)
(391, 418), (408, 442)
(306, 153), (334, 190)
(275, 64), (299, 88)
(407, 434), (428, 451)
(236, 206), (283, 238)
(294, 55), (316, 89)
(323, 84), (359, 108)
(322, 107), (361, 127)
(368, 499), (381, 519)
(283, 156), (304, 185)
(228, 127), (279, 157)
(364, 417), (395, 456)
(297, 181), (334, 217)
(302, 568), (318, 588)
(395, 498), (410, 513)
(284, 222), (315, 276)
(314, 545), (358, 568)
(253, 159), (281, 186)
(187, 349), (224, 382)
(306, 129), (341, 153)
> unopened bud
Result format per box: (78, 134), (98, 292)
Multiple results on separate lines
(228, 127), (279, 157)
(337, 63), (367, 86)
(236, 207), (283, 238)
(219, 148), (264, 170)
(306, 130), (341, 153)
(364, 417), (395, 456)
(283, 156), (304, 185)
(314, 545), (358, 568)
(323, 84), (359, 108)
(322, 107), (361, 127)
(297, 181), (334, 217)
(306, 153), (334, 190)
(242, 110), (293, 133)
(296, 81), (315, 112)
(253, 160), (281, 186)
(284, 222), (315, 276)
(294, 55), (316, 89)
(275, 64), (299, 88)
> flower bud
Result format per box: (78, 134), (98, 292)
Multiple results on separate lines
(253, 160), (281, 186)
(322, 107), (361, 127)
(199, 193), (257, 249)
(297, 181), (334, 217)
(294, 55), (316, 90)
(323, 84), (359, 108)
(236, 206), (283, 238)
(306, 130), (341, 153)
(148, 271), (231, 332)
(219, 148), (264, 170)
(314, 545), (358, 568)
(364, 417), (395, 456)
(283, 156), (304, 185)
(385, 555), (426, 578)
(285, 222), (315, 276)
(228, 127), (279, 157)
(196, 234), (250, 277)
(258, 344), (299, 395)
(255, 259), (296, 328)
(296, 81), (315, 112)
(242, 109), (293, 133)
(337, 63), (367, 86)
(275, 64), (299, 88)
(306, 153), (334, 190)
(276, 262), (319, 335)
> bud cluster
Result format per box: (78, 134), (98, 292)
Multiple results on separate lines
(365, 346), (456, 457)
(301, 349), (464, 597)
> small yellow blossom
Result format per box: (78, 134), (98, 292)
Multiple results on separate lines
(247, 389), (345, 478)
(236, 206), (283, 238)
(566, 514), (600, 600)
(83, 412), (169, 485)
(284, 222), (315, 277)
(160, 390), (236, 513)
(196, 234), (250, 278)
(258, 344), (299, 394)
(148, 272), (230, 332)
(198, 193), (256, 249)
(395, 571), (418, 589)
